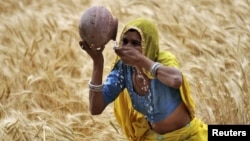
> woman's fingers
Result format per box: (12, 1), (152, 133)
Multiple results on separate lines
(79, 40), (105, 56)
(79, 41), (88, 50)
(79, 41), (93, 51)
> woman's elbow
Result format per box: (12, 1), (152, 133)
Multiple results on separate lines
(89, 107), (104, 115)
(89, 104), (106, 115)
(172, 75), (183, 89)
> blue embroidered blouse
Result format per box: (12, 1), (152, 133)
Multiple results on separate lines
(103, 60), (182, 123)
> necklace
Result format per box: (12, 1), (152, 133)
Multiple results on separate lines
(132, 67), (154, 121)
(132, 67), (150, 96)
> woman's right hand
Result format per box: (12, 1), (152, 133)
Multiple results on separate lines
(79, 41), (104, 63)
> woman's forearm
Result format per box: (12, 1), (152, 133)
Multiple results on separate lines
(138, 56), (182, 89)
(89, 61), (107, 115)
(156, 66), (183, 89)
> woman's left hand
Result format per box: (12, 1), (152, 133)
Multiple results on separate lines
(114, 46), (143, 67)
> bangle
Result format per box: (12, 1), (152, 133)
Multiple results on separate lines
(88, 81), (103, 92)
(150, 62), (162, 78)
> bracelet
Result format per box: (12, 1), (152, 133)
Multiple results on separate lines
(150, 62), (162, 78)
(88, 81), (103, 92)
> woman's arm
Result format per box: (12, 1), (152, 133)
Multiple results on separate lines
(88, 59), (108, 115)
(140, 56), (183, 89)
(79, 41), (107, 115)
(114, 46), (182, 89)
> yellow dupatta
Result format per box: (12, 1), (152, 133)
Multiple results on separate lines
(112, 18), (197, 141)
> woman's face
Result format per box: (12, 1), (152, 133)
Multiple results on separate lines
(122, 30), (141, 49)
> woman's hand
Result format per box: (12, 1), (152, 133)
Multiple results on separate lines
(114, 46), (144, 67)
(79, 41), (104, 63)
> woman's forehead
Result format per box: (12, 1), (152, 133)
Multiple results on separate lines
(123, 29), (141, 40)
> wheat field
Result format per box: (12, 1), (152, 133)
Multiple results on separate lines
(0, 0), (249, 140)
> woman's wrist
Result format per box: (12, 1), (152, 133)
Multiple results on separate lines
(88, 81), (103, 92)
(135, 54), (148, 68)
(150, 62), (162, 77)
(91, 61), (104, 87)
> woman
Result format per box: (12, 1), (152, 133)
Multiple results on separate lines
(79, 18), (208, 141)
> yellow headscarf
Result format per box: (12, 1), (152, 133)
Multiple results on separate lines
(119, 18), (159, 61)
(115, 18), (160, 78)
(113, 18), (196, 141)
(115, 18), (182, 78)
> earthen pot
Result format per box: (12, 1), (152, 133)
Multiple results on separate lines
(79, 6), (118, 49)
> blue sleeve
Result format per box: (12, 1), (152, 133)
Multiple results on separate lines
(103, 61), (125, 104)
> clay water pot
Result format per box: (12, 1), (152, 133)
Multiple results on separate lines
(79, 6), (118, 49)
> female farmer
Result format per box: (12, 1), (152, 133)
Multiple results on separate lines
(79, 18), (208, 141)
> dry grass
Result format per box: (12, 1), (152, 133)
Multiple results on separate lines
(0, 0), (249, 140)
